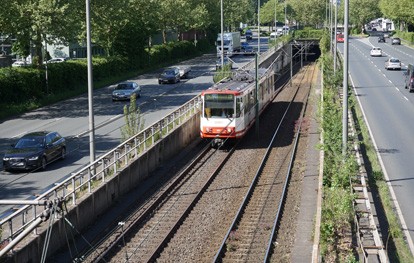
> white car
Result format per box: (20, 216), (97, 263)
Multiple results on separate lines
(47, 57), (68, 63)
(385, 58), (401, 70)
(370, 47), (382, 57)
(11, 61), (30, 67)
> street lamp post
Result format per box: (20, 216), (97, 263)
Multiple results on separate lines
(334, 0), (338, 74)
(220, 0), (224, 69)
(342, 0), (349, 156)
(274, 0), (277, 37)
(284, 0), (287, 34)
(86, 0), (95, 164)
(258, 0), (261, 55)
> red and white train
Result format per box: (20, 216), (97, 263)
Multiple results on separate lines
(200, 69), (280, 147)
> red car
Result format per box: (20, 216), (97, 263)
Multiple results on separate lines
(336, 34), (344, 43)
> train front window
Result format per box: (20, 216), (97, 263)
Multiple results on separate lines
(204, 94), (235, 118)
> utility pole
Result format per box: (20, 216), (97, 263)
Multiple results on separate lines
(255, 52), (259, 136)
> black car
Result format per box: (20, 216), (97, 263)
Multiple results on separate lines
(245, 29), (253, 40)
(378, 35), (385, 43)
(3, 131), (66, 172)
(158, 67), (180, 84)
(241, 42), (254, 55)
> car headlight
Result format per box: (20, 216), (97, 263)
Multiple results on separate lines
(3, 157), (9, 161)
(28, 156), (40, 161)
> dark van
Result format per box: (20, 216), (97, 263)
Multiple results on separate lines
(245, 29), (253, 40)
(405, 64), (414, 92)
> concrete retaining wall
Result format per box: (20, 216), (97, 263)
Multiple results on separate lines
(7, 113), (201, 263)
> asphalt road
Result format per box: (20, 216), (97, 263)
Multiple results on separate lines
(0, 36), (268, 215)
(339, 36), (414, 252)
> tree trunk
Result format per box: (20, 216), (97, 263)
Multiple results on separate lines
(162, 29), (167, 44)
(33, 29), (43, 66)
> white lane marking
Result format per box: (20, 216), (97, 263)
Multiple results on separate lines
(12, 132), (26, 139)
(11, 118), (63, 139)
(75, 114), (123, 138)
(349, 74), (414, 255)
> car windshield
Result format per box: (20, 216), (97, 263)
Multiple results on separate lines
(15, 137), (44, 148)
(116, 84), (133, 90)
(164, 70), (175, 75)
(390, 59), (400, 63)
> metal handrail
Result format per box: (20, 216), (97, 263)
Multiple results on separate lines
(0, 95), (202, 245)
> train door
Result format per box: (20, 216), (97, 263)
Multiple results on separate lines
(235, 96), (244, 133)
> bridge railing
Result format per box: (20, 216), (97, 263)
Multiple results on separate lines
(0, 95), (202, 246)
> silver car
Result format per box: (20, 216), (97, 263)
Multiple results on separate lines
(391, 37), (401, 45)
(385, 58), (401, 70)
(112, 82), (141, 101)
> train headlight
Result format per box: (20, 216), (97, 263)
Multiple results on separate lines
(227, 128), (232, 133)
(206, 128), (212, 133)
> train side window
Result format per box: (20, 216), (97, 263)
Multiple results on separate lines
(249, 91), (254, 110)
(236, 98), (242, 117)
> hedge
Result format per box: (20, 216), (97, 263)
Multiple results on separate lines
(0, 39), (214, 112)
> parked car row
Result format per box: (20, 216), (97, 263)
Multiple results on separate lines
(11, 57), (69, 67)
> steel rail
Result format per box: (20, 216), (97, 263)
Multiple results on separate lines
(263, 63), (316, 262)
(213, 64), (314, 262)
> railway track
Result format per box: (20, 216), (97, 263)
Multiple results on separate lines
(69, 62), (317, 263)
(213, 63), (316, 262)
(80, 142), (238, 262)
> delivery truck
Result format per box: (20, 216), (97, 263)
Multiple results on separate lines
(216, 32), (241, 57)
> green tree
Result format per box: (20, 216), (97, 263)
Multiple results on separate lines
(121, 94), (144, 142)
(224, 0), (254, 31)
(0, 0), (79, 65)
(348, 0), (381, 31)
(260, 0), (285, 27)
(379, 0), (414, 30)
(290, 0), (324, 26)
(89, 0), (158, 58)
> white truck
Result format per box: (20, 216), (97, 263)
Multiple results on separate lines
(216, 32), (241, 57)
